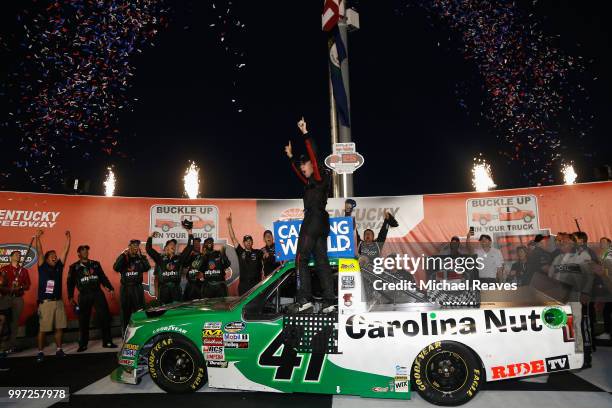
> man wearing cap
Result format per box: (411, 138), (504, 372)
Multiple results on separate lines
(68, 245), (116, 352)
(183, 237), (204, 301)
(283, 118), (335, 313)
(526, 234), (552, 285)
(261, 230), (280, 277)
(227, 214), (263, 295)
(200, 237), (231, 298)
(146, 227), (194, 304)
(113, 239), (151, 331)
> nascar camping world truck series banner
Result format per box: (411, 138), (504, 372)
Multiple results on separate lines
(0, 181), (611, 323)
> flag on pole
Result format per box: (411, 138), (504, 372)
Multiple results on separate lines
(328, 27), (350, 127)
(322, 0), (341, 32)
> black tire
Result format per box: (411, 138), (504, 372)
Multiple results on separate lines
(162, 224), (170, 232)
(411, 341), (483, 406)
(479, 218), (488, 226)
(523, 215), (532, 223)
(148, 334), (207, 393)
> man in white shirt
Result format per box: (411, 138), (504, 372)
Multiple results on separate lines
(469, 233), (504, 282)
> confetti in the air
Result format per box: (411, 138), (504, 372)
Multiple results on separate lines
(472, 156), (496, 192)
(400, 0), (592, 185)
(1, 0), (169, 190)
(208, 1), (247, 113)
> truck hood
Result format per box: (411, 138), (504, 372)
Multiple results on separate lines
(143, 296), (242, 318)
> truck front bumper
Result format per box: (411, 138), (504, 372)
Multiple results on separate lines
(110, 365), (141, 385)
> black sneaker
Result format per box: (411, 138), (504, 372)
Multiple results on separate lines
(55, 349), (66, 357)
(77, 346), (87, 352)
(36, 352), (44, 363)
(103, 343), (118, 349)
(321, 301), (337, 314)
(289, 300), (314, 313)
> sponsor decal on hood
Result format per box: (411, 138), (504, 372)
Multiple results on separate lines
(224, 321), (246, 333)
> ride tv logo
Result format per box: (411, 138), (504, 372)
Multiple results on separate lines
(545, 355), (569, 372)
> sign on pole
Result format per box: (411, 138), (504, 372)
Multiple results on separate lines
(324, 142), (365, 175)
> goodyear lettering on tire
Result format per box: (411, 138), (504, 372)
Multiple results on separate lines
(411, 341), (482, 405)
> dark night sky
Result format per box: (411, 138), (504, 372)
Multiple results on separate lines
(1, 0), (611, 198)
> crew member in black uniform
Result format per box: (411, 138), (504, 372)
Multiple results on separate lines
(184, 238), (205, 301)
(146, 227), (193, 304)
(113, 239), (151, 331)
(261, 230), (280, 277)
(201, 237), (231, 298)
(227, 213), (263, 295)
(68, 245), (116, 352)
(284, 117), (335, 313)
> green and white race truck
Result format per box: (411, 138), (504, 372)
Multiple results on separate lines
(111, 258), (583, 406)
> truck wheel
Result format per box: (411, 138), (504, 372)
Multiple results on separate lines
(204, 224), (213, 232)
(411, 341), (482, 406)
(523, 215), (532, 223)
(479, 218), (487, 226)
(148, 334), (207, 393)
(162, 224), (170, 232)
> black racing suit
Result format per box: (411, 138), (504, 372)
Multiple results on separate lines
(146, 235), (193, 304)
(262, 244), (280, 277)
(113, 252), (151, 331)
(290, 132), (334, 304)
(236, 245), (263, 295)
(68, 260), (114, 347)
(201, 249), (231, 298)
(184, 251), (205, 301)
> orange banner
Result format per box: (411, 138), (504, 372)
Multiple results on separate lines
(1, 181), (611, 324)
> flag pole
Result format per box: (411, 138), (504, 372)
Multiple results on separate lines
(337, 19), (353, 198)
(325, 1), (358, 198)
(329, 68), (342, 198)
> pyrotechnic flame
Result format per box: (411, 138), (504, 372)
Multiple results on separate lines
(472, 158), (496, 192)
(103, 167), (116, 197)
(562, 163), (577, 185)
(184, 162), (200, 199)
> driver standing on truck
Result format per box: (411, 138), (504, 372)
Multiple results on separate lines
(146, 227), (194, 305)
(284, 117), (335, 313)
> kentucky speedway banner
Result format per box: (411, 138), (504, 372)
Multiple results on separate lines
(1, 181), (611, 324)
(273, 216), (355, 261)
